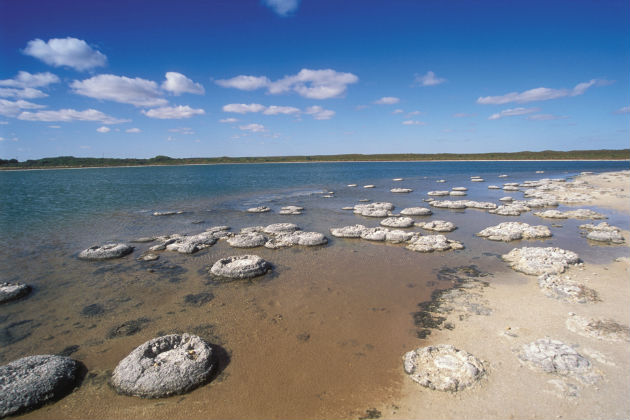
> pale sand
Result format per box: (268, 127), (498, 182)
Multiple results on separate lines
(377, 171), (630, 420)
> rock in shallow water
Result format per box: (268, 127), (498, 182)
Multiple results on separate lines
(380, 216), (415, 228)
(78, 243), (134, 260)
(210, 255), (271, 279)
(402, 344), (485, 392)
(111, 334), (214, 398)
(226, 232), (268, 248)
(477, 222), (551, 242)
(579, 222), (625, 244)
(0, 282), (31, 304)
(406, 235), (464, 252)
(400, 207), (432, 216)
(0, 355), (83, 417)
(537, 273), (598, 303)
(264, 231), (327, 249)
(502, 247), (579, 275)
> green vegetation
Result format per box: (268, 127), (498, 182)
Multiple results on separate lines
(1, 149), (628, 169)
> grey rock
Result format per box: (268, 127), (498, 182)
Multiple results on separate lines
(462, 201), (498, 210)
(380, 217), (415, 228)
(153, 211), (182, 216)
(263, 223), (299, 235)
(140, 253), (159, 262)
(477, 222), (552, 242)
(247, 206), (271, 213)
(449, 191), (467, 196)
(427, 190), (450, 196)
(227, 232), (268, 248)
(452, 187), (468, 191)
(363, 184), (375, 188)
(0, 355), (82, 417)
(78, 243), (134, 260)
(534, 209), (607, 220)
(360, 227), (390, 242)
(518, 338), (592, 377)
(470, 178), (484, 182)
(429, 200), (467, 209)
(489, 203), (530, 216)
(400, 207), (432, 216)
(390, 188), (413, 193)
(566, 314), (630, 342)
(406, 235), (464, 252)
(385, 230), (417, 243)
(264, 231), (327, 249)
(330, 224), (367, 238)
(166, 232), (218, 254)
(499, 196), (513, 202)
(579, 222), (625, 244)
(210, 255), (271, 279)
(279, 206), (304, 215)
(502, 186), (519, 191)
(353, 202), (395, 217)
(111, 334), (214, 398)
(403, 345), (485, 392)
(0, 282), (31, 304)
(502, 247), (580, 275)
(488, 185), (501, 189)
(538, 274), (598, 303)
(417, 220), (456, 232)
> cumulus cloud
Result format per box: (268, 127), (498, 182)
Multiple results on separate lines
(126, 127), (141, 133)
(222, 103), (266, 113)
(304, 105), (335, 120)
(142, 105), (205, 119)
(96, 126), (110, 133)
(23, 37), (107, 71)
(374, 96), (400, 105)
(262, 0), (300, 16)
(263, 105), (300, 115)
(0, 87), (49, 99)
(239, 123), (265, 132)
(217, 69), (358, 100)
(71, 74), (167, 107)
(414, 71), (446, 87)
(477, 79), (610, 105)
(0, 98), (46, 117)
(0, 71), (60, 99)
(17, 108), (129, 124)
(215, 75), (270, 90)
(488, 107), (540, 120)
(402, 120), (426, 125)
(162, 72), (205, 95)
(219, 118), (238, 123)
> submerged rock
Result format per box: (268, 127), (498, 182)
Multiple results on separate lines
(330, 224), (367, 238)
(417, 220), (456, 232)
(406, 235), (464, 252)
(579, 222), (625, 244)
(279, 206), (304, 215)
(566, 314), (630, 342)
(79, 243), (134, 260)
(247, 206), (271, 213)
(400, 207), (432, 216)
(111, 334), (214, 398)
(402, 345), (485, 392)
(538, 274), (598, 303)
(0, 282), (31, 304)
(210, 255), (271, 279)
(502, 247), (579, 275)
(0, 355), (83, 417)
(380, 217), (415, 228)
(477, 222), (552, 242)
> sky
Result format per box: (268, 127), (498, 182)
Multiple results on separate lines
(0, 0), (628, 160)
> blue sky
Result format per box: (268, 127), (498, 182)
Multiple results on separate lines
(1, 0), (628, 160)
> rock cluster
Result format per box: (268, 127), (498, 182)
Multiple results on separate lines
(502, 247), (580, 275)
(380, 217), (415, 228)
(430, 200), (497, 210)
(0, 355), (83, 417)
(390, 188), (413, 193)
(247, 206), (271, 213)
(279, 206), (304, 215)
(223, 224), (326, 249)
(400, 207), (432, 216)
(111, 334), (214, 398)
(406, 235), (464, 252)
(0, 282), (31, 304)
(579, 222), (625, 244)
(537, 274), (598, 303)
(534, 209), (607, 220)
(402, 345), (485, 392)
(210, 255), (271, 279)
(417, 220), (456, 232)
(477, 222), (551, 242)
(150, 226), (230, 254)
(353, 202), (395, 217)
(78, 243), (134, 260)
(427, 191), (450, 196)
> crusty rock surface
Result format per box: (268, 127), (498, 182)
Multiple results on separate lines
(518, 339), (594, 381)
(111, 334), (214, 398)
(477, 222), (551, 242)
(210, 255), (271, 279)
(390, 188), (413, 193)
(0, 282), (31, 304)
(279, 206), (304, 215)
(566, 314), (630, 342)
(579, 222), (625, 244)
(353, 202), (395, 217)
(429, 200), (467, 209)
(264, 231), (327, 249)
(330, 224), (367, 238)
(226, 232), (268, 248)
(263, 223), (299, 235)
(400, 207), (432, 216)
(402, 345), (485, 392)
(380, 217), (415, 228)
(0, 355), (83, 417)
(449, 191), (467, 196)
(406, 235), (464, 252)
(502, 247), (580, 275)
(427, 191), (450, 196)
(247, 206), (271, 213)
(489, 203), (530, 216)
(538, 273), (598, 303)
(534, 209), (607, 220)
(78, 243), (134, 260)
(360, 227), (390, 242)
(417, 220), (456, 232)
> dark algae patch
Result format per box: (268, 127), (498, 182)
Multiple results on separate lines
(107, 318), (150, 339)
(81, 303), (105, 317)
(359, 408), (382, 419)
(183, 292), (214, 306)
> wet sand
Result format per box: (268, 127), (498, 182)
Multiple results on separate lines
(3, 170), (629, 419)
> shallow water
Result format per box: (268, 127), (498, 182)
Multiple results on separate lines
(1, 161), (628, 419)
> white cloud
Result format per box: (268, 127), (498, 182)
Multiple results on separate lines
(0, 87), (48, 99)
(71, 74), (167, 107)
(414, 71), (446, 87)
(17, 108), (129, 124)
(402, 120), (426, 125)
(477, 79), (609, 105)
(162, 72), (205, 95)
(218, 69), (358, 100)
(407, 110), (422, 116)
(263, 0), (300, 16)
(215, 75), (270, 90)
(142, 105), (205, 119)
(96, 126), (110, 133)
(453, 112), (476, 118)
(392, 109), (404, 114)
(0, 71), (60, 88)
(263, 105), (300, 115)
(48, 125), (61, 128)
(526, 114), (567, 121)
(23, 37), (107, 71)
(488, 107), (540, 120)
(219, 118), (238, 123)
(374, 96), (400, 105)
(239, 123), (265, 133)
(169, 127), (195, 135)
(0, 98), (46, 117)
(222, 103), (266, 113)
(614, 105), (630, 114)
(126, 127), (141, 133)
(304, 105), (335, 120)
